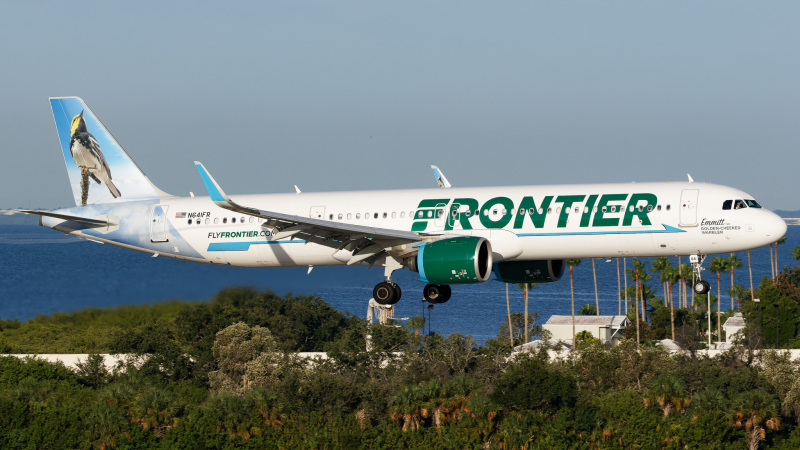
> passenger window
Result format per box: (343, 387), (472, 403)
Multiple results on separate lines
(231, 218), (236, 223)
(375, 213), (379, 219)
(329, 214), (333, 220)
(400, 212), (404, 218)
(347, 213), (352, 220)
(356, 213), (361, 219)
(602, 206), (607, 213)
(383, 212), (388, 219)
(392, 212), (396, 218)
(576, 207), (580, 213)
(214, 218), (219, 224)
(547, 208), (552, 214)
(647, 205), (653, 212)
(205, 218), (210, 224)
(249, 217), (254, 223)
(466, 210), (472, 217)
(657, 205), (661, 211)
(188, 219), (193, 225)
(223, 218), (228, 224)
(338, 214), (343, 220)
(666, 205), (671, 211)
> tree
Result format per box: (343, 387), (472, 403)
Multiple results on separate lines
(727, 254), (743, 310)
(566, 259), (582, 344)
(517, 283), (536, 343)
(208, 322), (280, 396)
(748, 249), (755, 302)
(616, 258), (622, 315)
(791, 245), (800, 261)
(591, 258), (600, 315)
(652, 257), (670, 307)
(665, 266), (681, 340)
(709, 257), (727, 342)
(775, 236), (787, 278)
(496, 312), (542, 347)
(579, 304), (597, 316)
(407, 316), (425, 336)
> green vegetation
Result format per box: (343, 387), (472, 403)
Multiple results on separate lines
(4, 263), (800, 448)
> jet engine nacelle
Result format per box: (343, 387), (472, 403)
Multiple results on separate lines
(408, 236), (493, 284)
(492, 259), (566, 283)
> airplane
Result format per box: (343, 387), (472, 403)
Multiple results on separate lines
(19, 97), (787, 306)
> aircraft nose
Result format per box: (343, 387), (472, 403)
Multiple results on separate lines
(764, 211), (788, 242)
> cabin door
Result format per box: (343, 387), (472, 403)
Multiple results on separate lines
(150, 205), (169, 242)
(679, 189), (699, 227)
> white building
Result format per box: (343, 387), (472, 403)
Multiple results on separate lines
(543, 315), (630, 347)
(723, 313), (746, 342)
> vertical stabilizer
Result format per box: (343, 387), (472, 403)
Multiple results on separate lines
(50, 97), (170, 206)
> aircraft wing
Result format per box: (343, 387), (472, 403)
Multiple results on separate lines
(194, 162), (423, 261)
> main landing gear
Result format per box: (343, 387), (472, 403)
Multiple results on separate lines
(372, 281), (453, 305)
(690, 253), (710, 295)
(372, 256), (453, 306)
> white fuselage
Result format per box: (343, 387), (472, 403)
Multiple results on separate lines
(44, 181), (787, 272)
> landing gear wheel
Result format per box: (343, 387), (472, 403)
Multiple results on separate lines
(423, 284), (452, 304)
(374, 281), (399, 305)
(393, 283), (402, 302)
(693, 280), (710, 295)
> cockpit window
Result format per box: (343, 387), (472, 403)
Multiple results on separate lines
(745, 199), (762, 208)
(734, 199), (746, 210)
(722, 200), (732, 210)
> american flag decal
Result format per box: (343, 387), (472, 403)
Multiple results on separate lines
(175, 212), (186, 218)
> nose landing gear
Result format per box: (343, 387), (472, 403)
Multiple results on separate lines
(690, 254), (710, 295)
(373, 281), (401, 305)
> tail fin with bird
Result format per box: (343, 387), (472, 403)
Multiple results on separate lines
(50, 97), (170, 206)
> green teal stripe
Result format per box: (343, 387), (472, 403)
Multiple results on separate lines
(208, 240), (305, 251)
(517, 224), (685, 237)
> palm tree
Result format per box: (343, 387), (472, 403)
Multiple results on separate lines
(616, 258), (622, 315)
(769, 243), (776, 279)
(726, 254), (743, 310)
(775, 236), (787, 277)
(504, 284), (513, 346)
(747, 249), (754, 303)
(652, 256), (670, 307)
(591, 258), (599, 315)
(665, 266), (681, 340)
(791, 245), (800, 261)
(517, 283), (536, 343)
(566, 259), (582, 345)
(708, 257), (727, 342)
(679, 263), (693, 309)
(677, 256), (684, 308)
(729, 285), (748, 311)
(623, 258), (629, 314)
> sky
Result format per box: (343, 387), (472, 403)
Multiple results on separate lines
(1, 2), (799, 210)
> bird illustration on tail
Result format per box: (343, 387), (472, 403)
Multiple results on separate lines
(69, 110), (121, 205)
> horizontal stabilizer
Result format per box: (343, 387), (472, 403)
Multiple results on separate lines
(16, 209), (115, 226)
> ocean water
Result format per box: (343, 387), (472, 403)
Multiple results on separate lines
(1, 224), (797, 344)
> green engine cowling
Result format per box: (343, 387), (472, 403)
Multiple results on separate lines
(409, 236), (493, 284)
(492, 260), (565, 283)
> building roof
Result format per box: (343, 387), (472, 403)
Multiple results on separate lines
(544, 315), (629, 328)
(723, 313), (746, 328)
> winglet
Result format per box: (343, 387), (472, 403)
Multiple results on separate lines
(430, 165), (451, 188)
(194, 161), (228, 203)
(687, 174), (694, 183)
